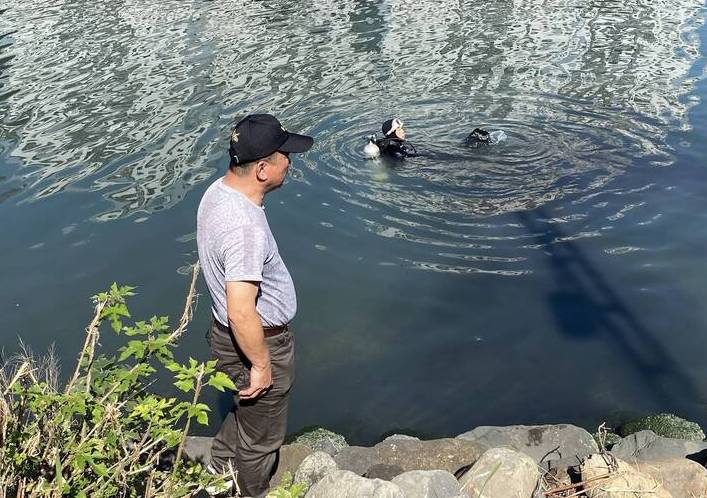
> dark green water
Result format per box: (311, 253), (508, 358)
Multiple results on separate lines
(1, 0), (707, 444)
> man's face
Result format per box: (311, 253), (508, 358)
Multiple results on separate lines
(395, 127), (406, 140)
(264, 151), (291, 192)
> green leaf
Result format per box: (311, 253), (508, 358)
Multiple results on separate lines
(195, 403), (211, 412)
(118, 340), (146, 361)
(207, 372), (236, 392)
(91, 462), (109, 477)
(174, 379), (194, 392)
(165, 361), (181, 373)
(196, 411), (209, 425)
(123, 326), (140, 336)
(91, 404), (105, 422)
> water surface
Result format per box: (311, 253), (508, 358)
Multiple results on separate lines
(1, 0), (707, 443)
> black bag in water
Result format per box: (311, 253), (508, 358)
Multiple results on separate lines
(465, 128), (491, 148)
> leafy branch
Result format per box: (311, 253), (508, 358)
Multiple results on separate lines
(0, 263), (239, 497)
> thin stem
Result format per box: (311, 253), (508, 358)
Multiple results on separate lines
(173, 364), (205, 473)
(65, 300), (107, 394)
(167, 263), (201, 344)
(543, 473), (614, 495)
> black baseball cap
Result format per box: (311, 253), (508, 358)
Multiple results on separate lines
(229, 114), (314, 165)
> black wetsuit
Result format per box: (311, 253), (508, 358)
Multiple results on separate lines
(374, 137), (420, 158)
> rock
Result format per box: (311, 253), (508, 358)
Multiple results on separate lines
(580, 454), (672, 498)
(306, 470), (404, 497)
(611, 430), (707, 461)
(183, 436), (212, 465)
(391, 470), (461, 498)
(457, 424), (597, 464)
(364, 464), (405, 481)
(294, 451), (338, 490)
(635, 458), (707, 498)
(458, 447), (538, 498)
(382, 434), (420, 443)
(317, 438), (340, 456)
(293, 428), (348, 455)
(270, 444), (314, 488)
(373, 438), (486, 475)
(619, 413), (705, 441)
(335, 446), (382, 475)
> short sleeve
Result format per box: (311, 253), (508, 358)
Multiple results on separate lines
(223, 224), (268, 282)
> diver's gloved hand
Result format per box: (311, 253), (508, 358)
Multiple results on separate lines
(399, 141), (418, 157)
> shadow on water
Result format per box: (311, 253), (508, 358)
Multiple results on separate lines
(516, 207), (702, 416)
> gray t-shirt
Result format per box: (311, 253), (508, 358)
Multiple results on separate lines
(196, 178), (296, 327)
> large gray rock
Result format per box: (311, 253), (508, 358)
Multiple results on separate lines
(391, 470), (461, 498)
(364, 464), (405, 481)
(270, 444), (315, 488)
(294, 451), (338, 490)
(458, 447), (539, 498)
(611, 430), (707, 461)
(635, 458), (707, 498)
(373, 438), (487, 474)
(581, 454), (672, 498)
(457, 424), (597, 463)
(306, 470), (404, 498)
(335, 446), (382, 475)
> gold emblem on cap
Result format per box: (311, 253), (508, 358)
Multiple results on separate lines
(231, 130), (240, 142)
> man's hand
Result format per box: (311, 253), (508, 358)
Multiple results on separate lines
(226, 281), (273, 401)
(239, 362), (273, 400)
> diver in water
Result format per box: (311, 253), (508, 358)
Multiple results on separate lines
(371, 118), (419, 158)
(364, 118), (502, 159)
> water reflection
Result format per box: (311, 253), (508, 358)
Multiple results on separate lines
(0, 0), (703, 272)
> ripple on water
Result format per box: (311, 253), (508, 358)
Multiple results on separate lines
(0, 0), (703, 274)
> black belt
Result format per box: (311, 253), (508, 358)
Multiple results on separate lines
(213, 319), (288, 338)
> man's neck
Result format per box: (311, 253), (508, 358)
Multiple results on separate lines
(222, 169), (264, 206)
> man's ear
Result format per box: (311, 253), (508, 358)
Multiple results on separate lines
(255, 160), (269, 181)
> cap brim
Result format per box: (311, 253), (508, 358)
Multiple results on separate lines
(278, 132), (314, 154)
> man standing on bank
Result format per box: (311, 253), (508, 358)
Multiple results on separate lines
(196, 114), (314, 497)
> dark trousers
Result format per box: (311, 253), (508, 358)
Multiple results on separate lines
(207, 320), (295, 498)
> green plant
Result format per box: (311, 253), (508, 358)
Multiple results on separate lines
(266, 472), (307, 498)
(0, 264), (238, 497)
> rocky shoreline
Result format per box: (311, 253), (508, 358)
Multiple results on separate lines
(185, 414), (707, 497)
